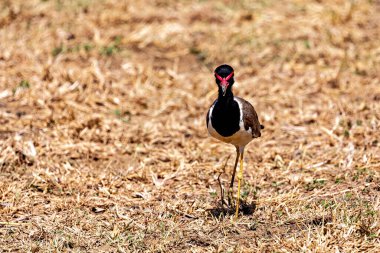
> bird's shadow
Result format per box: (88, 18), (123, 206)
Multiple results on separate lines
(207, 200), (257, 218)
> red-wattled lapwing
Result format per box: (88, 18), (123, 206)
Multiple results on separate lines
(206, 64), (264, 218)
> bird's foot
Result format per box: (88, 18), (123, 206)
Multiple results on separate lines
(229, 188), (257, 216)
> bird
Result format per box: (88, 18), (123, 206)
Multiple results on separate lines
(206, 64), (264, 219)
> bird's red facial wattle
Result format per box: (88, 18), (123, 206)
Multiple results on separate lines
(215, 71), (234, 96)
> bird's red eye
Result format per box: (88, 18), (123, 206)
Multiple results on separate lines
(225, 71), (234, 81)
(215, 73), (223, 81)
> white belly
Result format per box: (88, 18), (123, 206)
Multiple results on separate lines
(208, 123), (253, 147)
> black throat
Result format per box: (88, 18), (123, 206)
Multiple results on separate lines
(211, 86), (241, 137)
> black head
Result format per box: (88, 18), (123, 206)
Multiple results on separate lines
(214, 64), (235, 96)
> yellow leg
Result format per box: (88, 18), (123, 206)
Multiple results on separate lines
(235, 149), (244, 219)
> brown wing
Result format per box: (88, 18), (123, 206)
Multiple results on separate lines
(235, 97), (263, 138)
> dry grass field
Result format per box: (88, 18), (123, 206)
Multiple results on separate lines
(1, 0), (380, 252)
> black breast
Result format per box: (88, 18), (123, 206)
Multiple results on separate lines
(210, 99), (241, 137)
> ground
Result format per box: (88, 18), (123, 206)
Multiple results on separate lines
(0, 0), (379, 252)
